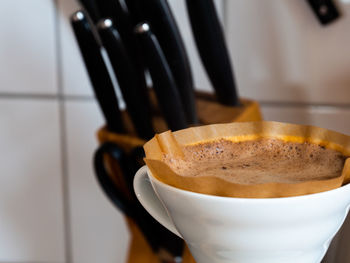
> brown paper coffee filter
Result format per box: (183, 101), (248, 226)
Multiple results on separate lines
(144, 121), (350, 198)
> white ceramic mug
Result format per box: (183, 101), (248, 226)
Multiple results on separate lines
(134, 166), (350, 263)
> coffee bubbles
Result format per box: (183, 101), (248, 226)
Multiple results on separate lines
(163, 138), (346, 185)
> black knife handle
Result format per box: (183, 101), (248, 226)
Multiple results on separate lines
(135, 23), (188, 131)
(94, 0), (124, 22)
(95, 0), (133, 44)
(130, 0), (198, 125)
(78, 0), (100, 23)
(97, 19), (155, 140)
(94, 0), (146, 69)
(94, 142), (184, 256)
(71, 11), (124, 134)
(186, 0), (240, 106)
(306, 0), (340, 25)
(124, 0), (144, 26)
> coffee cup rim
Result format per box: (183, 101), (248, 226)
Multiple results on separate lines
(145, 166), (350, 203)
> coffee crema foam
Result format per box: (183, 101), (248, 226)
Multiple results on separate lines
(163, 138), (346, 185)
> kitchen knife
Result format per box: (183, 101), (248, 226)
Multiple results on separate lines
(78, 0), (100, 23)
(306, 0), (340, 25)
(135, 23), (187, 131)
(94, 0), (153, 131)
(93, 0), (124, 20)
(97, 19), (154, 140)
(126, 0), (198, 125)
(71, 11), (124, 133)
(186, 0), (240, 106)
(124, 0), (143, 26)
(94, 0), (141, 62)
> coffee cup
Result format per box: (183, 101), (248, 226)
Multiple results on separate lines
(134, 165), (350, 263)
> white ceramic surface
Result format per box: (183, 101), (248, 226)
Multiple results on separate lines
(134, 165), (350, 263)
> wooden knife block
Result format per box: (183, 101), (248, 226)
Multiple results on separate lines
(96, 93), (262, 263)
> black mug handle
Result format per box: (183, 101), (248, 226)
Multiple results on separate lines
(94, 142), (185, 255)
(93, 142), (142, 217)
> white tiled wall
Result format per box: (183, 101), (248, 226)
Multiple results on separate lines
(1, 0), (350, 262)
(261, 105), (350, 135)
(65, 100), (129, 263)
(0, 99), (65, 262)
(0, 0), (57, 94)
(226, 0), (350, 104)
(0, 0), (64, 261)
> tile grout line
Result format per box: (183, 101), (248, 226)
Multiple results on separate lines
(53, 1), (72, 263)
(0, 262), (63, 263)
(222, 0), (228, 33)
(0, 93), (94, 101)
(259, 100), (350, 109)
(1, 91), (350, 111)
(1, 92), (350, 110)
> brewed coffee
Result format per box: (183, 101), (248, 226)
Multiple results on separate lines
(163, 138), (346, 185)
